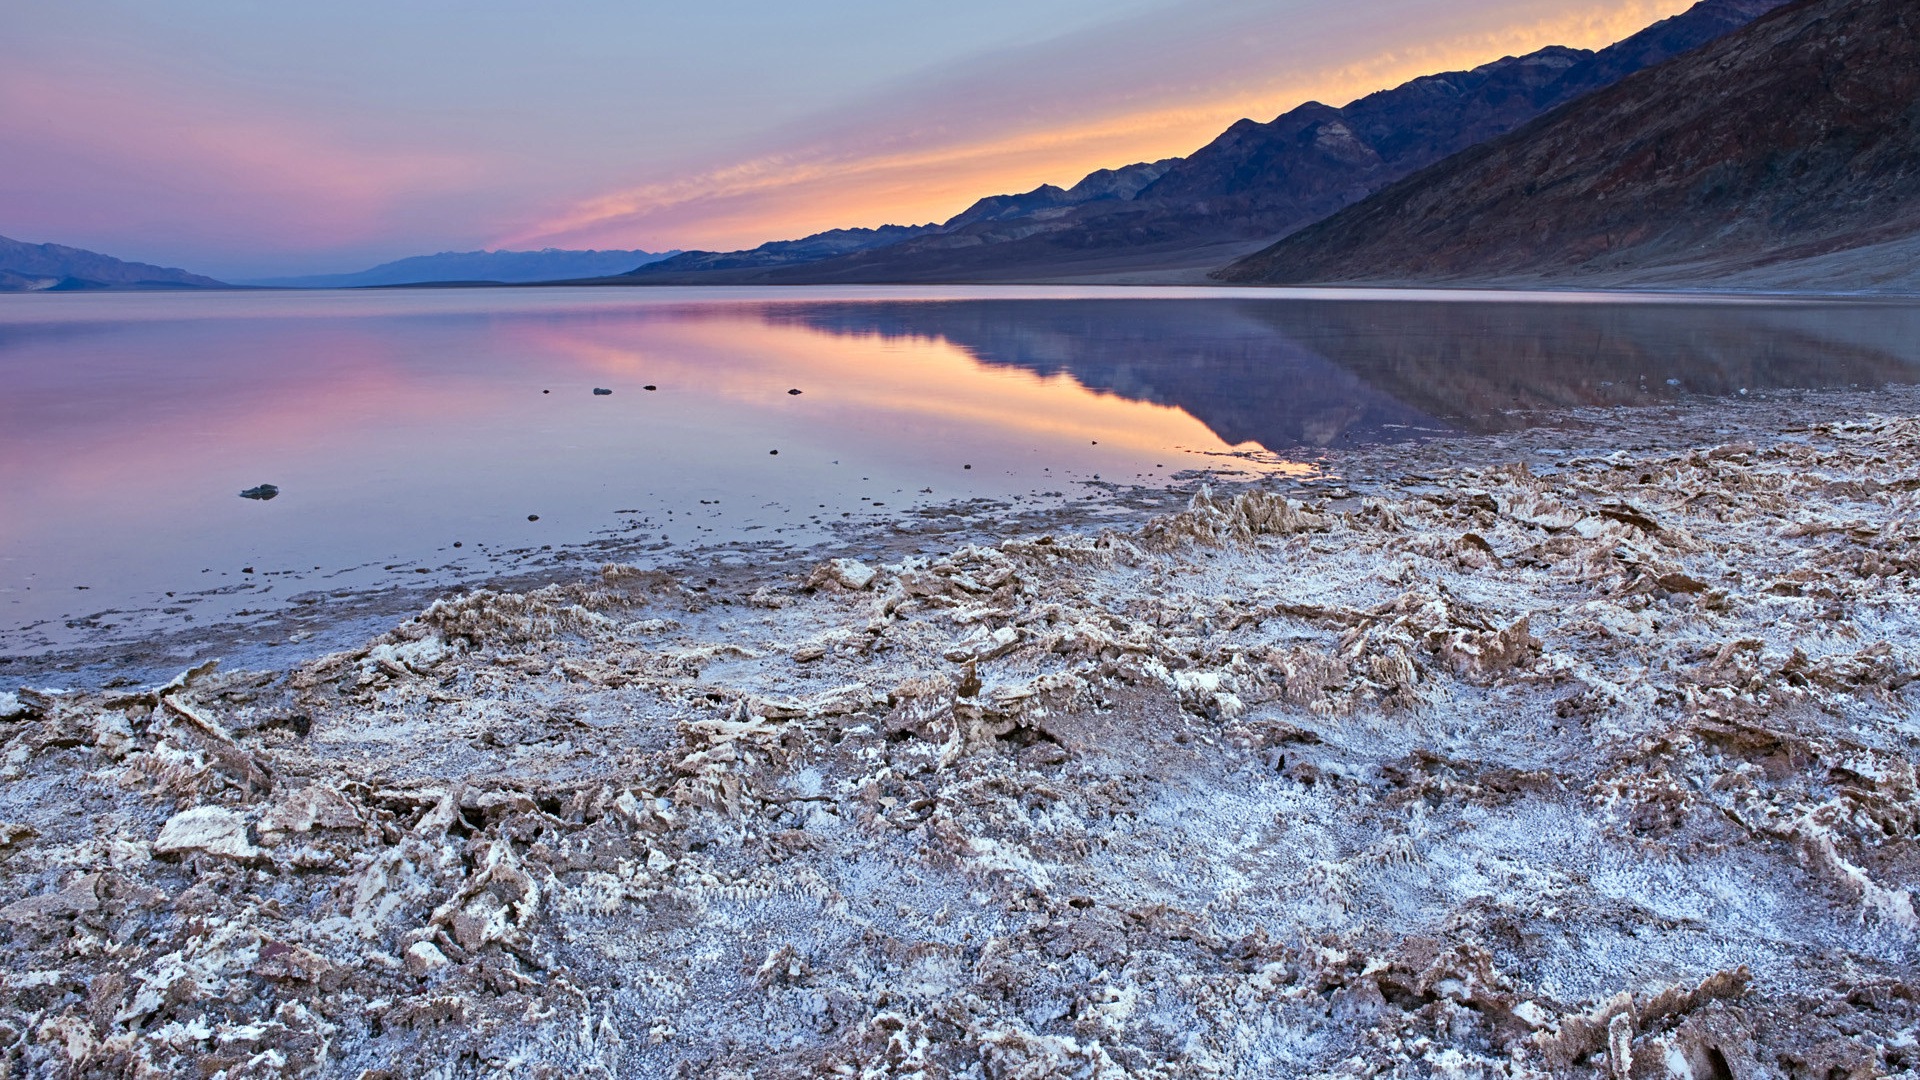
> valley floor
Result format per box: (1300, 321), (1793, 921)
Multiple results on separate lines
(3, 390), (1919, 1077)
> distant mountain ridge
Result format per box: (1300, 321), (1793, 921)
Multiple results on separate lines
(628, 226), (936, 276)
(609, 0), (1785, 285)
(0, 234), (224, 291)
(251, 248), (680, 288)
(937, 158), (1180, 231)
(627, 160), (1183, 280)
(1218, 0), (1920, 289)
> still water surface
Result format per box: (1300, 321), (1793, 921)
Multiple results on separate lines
(4, 285), (1918, 651)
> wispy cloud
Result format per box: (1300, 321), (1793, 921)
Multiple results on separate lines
(0, 65), (483, 273)
(505, 0), (1692, 252)
(0, 0), (1693, 272)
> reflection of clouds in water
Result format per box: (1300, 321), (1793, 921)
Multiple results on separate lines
(5, 291), (1327, 642)
(766, 298), (1920, 450)
(5, 288), (1919, 643)
(763, 300), (1439, 449)
(498, 303), (1257, 458)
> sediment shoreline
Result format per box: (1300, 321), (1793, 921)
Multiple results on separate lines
(3, 392), (1917, 1077)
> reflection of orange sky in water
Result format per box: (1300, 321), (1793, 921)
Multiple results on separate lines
(0, 304), (1309, 543)
(501, 310), (1304, 469)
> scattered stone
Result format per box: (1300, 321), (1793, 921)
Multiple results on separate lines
(4, 405), (1919, 1076)
(593, 387), (612, 396)
(153, 807), (260, 861)
(405, 940), (451, 976)
(804, 558), (877, 591)
(238, 484), (279, 501)
(1, 873), (101, 923)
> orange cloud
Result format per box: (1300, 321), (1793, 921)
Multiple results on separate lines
(506, 0), (1692, 253)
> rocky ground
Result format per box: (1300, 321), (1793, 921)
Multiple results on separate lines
(3, 395), (1918, 1078)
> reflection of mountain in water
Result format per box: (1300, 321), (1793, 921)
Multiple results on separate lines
(766, 299), (1920, 451)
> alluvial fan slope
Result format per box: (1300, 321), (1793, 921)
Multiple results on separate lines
(4, 410), (1920, 1077)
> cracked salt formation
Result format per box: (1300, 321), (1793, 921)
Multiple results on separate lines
(2, 409), (1919, 1076)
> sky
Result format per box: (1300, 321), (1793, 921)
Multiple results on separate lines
(0, 0), (1694, 280)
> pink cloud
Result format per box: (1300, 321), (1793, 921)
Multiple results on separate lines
(504, 0), (1693, 253)
(0, 65), (483, 269)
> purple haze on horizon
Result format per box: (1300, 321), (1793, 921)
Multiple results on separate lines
(0, 0), (1695, 279)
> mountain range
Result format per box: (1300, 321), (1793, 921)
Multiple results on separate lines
(11, 0), (1911, 295)
(0, 234), (226, 292)
(249, 248), (680, 288)
(613, 0), (1789, 286)
(1219, 0), (1920, 291)
(627, 228), (934, 277)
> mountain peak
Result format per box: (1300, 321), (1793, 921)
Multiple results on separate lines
(1218, 0), (1914, 289)
(0, 234), (223, 291)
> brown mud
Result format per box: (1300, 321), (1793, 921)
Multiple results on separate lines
(3, 390), (1918, 1077)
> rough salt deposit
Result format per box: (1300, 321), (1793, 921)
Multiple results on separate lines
(2, 401), (1918, 1077)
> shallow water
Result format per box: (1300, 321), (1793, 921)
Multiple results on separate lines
(3, 285), (1918, 651)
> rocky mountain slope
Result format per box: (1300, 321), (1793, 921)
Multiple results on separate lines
(0, 234), (224, 291)
(1219, 0), (1920, 288)
(249, 248), (679, 288)
(611, 0), (1784, 285)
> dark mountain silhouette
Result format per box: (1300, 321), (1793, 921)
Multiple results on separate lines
(248, 248), (679, 288)
(608, 0), (1783, 285)
(0, 234), (224, 291)
(1220, 0), (1920, 290)
(625, 161), (1181, 282)
(938, 159), (1180, 230)
(627, 225), (941, 277)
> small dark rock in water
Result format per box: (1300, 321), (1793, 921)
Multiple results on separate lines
(964, 464), (972, 470)
(527, 515), (540, 522)
(453, 542), (462, 548)
(242, 567), (255, 575)
(644, 385), (657, 391)
(788, 388), (803, 395)
(543, 390), (550, 394)
(239, 484), (279, 501)
(769, 450), (779, 455)
(593, 388), (613, 396)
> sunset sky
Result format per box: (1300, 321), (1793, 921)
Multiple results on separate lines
(1, 0), (1695, 279)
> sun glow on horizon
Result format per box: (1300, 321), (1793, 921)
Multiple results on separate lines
(503, 0), (1692, 255)
(1, 0), (1702, 275)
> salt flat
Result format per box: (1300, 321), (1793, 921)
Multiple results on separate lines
(3, 389), (1916, 1076)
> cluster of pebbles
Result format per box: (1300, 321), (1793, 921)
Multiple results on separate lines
(2, 406), (1918, 1078)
